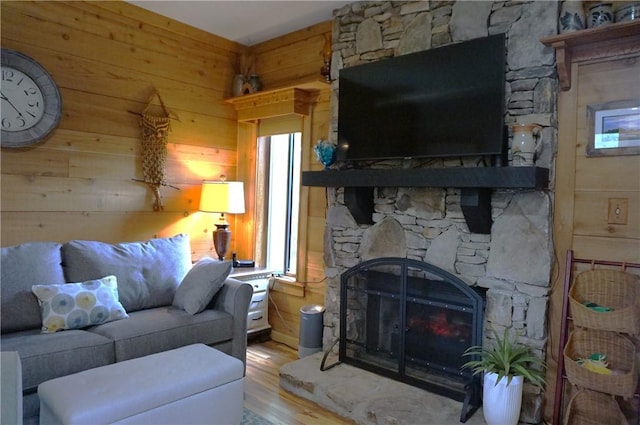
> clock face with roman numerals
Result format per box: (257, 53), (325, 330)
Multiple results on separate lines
(1, 49), (62, 148)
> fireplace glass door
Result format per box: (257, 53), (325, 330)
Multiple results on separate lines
(339, 257), (484, 418)
(341, 262), (403, 375)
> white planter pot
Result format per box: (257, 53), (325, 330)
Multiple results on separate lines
(482, 372), (523, 425)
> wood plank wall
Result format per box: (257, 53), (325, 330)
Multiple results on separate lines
(1, 1), (245, 259)
(546, 52), (640, 421)
(249, 21), (333, 347)
(1, 0), (334, 347)
(571, 57), (640, 260)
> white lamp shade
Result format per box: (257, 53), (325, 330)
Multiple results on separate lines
(199, 181), (245, 214)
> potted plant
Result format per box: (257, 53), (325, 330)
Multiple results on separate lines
(462, 328), (545, 425)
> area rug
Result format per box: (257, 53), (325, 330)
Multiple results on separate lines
(242, 407), (275, 425)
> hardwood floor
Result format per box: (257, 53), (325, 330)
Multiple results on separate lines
(244, 338), (354, 425)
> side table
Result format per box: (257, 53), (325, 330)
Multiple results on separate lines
(231, 268), (273, 335)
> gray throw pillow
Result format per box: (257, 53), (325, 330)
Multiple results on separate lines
(173, 258), (232, 315)
(62, 234), (192, 312)
(1, 242), (66, 333)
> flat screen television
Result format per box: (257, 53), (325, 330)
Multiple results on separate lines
(337, 34), (506, 162)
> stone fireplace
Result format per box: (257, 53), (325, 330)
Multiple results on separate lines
(315, 2), (558, 424)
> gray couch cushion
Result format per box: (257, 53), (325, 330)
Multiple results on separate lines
(1, 242), (66, 334)
(173, 258), (232, 314)
(62, 234), (192, 312)
(88, 307), (233, 362)
(0, 329), (114, 392)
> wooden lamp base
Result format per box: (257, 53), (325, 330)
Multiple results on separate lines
(213, 224), (231, 261)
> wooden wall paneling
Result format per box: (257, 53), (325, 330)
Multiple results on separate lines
(1, 41), (234, 119)
(547, 38), (640, 423)
(1, 162), (229, 213)
(295, 110), (313, 283)
(252, 20), (331, 55)
(68, 152), (138, 180)
(1, 1), (239, 260)
(2, 3), (235, 91)
(0, 208), (224, 259)
(256, 34), (327, 85)
(2, 1), (239, 149)
(573, 191), (640, 238)
(1, 1), (332, 343)
(547, 63), (580, 424)
(571, 56), (640, 261)
(37, 130), (139, 156)
(0, 149), (70, 177)
(576, 56), (640, 104)
(243, 23), (332, 347)
(252, 21), (332, 89)
(571, 235), (640, 263)
(89, 1), (243, 56)
(1, 174), (145, 212)
(1, 211), (192, 244)
(268, 286), (326, 348)
(304, 251), (327, 283)
(167, 143), (237, 166)
(269, 293), (302, 336)
(308, 187), (328, 215)
(59, 90), (237, 149)
(574, 155), (640, 190)
(304, 91), (331, 282)
(165, 157), (236, 183)
(234, 121), (258, 261)
(307, 216), (327, 253)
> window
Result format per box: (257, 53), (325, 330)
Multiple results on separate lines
(257, 132), (301, 275)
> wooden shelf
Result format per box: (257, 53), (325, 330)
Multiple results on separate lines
(225, 78), (330, 122)
(541, 20), (640, 91)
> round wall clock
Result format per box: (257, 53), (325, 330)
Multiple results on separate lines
(1, 49), (62, 148)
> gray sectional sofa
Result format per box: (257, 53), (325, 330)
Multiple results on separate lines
(0, 234), (253, 420)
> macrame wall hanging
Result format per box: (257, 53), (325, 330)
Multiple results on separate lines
(130, 90), (179, 211)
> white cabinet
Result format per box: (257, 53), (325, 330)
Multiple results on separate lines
(231, 270), (272, 334)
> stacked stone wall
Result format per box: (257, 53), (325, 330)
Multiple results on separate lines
(321, 2), (560, 423)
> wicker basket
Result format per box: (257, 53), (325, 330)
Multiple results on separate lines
(569, 269), (640, 335)
(563, 328), (638, 398)
(563, 389), (627, 425)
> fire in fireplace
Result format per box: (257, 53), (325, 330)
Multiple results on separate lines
(339, 257), (486, 422)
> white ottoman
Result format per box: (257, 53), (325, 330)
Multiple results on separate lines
(38, 344), (244, 425)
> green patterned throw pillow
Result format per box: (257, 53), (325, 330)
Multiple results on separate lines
(32, 275), (129, 333)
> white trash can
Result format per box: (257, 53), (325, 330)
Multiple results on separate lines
(298, 304), (325, 358)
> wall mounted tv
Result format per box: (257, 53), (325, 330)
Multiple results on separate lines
(337, 33), (507, 162)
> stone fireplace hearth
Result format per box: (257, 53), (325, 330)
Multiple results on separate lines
(307, 2), (558, 424)
(280, 351), (489, 425)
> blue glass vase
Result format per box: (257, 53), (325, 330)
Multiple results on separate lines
(313, 140), (336, 170)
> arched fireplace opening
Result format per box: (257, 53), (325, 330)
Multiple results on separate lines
(339, 257), (486, 422)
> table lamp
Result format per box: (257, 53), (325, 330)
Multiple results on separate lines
(199, 180), (245, 260)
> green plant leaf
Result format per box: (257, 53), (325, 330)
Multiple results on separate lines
(461, 328), (545, 389)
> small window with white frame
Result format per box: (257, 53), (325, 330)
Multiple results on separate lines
(255, 131), (301, 275)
